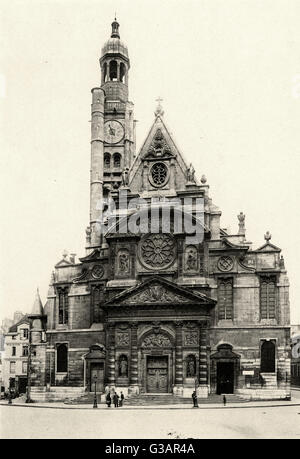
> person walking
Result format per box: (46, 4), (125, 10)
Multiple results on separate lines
(119, 391), (124, 407)
(113, 392), (119, 408)
(223, 395), (227, 406)
(106, 392), (111, 408)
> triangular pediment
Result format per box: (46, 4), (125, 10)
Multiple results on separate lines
(104, 276), (215, 307)
(129, 115), (199, 193)
(256, 242), (281, 253)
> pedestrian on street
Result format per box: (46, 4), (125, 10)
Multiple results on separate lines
(192, 390), (198, 408)
(113, 392), (119, 408)
(223, 395), (227, 406)
(106, 392), (111, 408)
(119, 391), (124, 407)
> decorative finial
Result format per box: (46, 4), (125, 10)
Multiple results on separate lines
(201, 174), (207, 184)
(264, 231), (272, 242)
(155, 96), (164, 117)
(111, 17), (120, 39)
(62, 249), (68, 259)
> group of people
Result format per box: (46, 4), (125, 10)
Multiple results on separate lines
(106, 390), (124, 408)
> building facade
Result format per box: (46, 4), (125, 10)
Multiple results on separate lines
(30, 19), (291, 401)
(291, 325), (300, 388)
(3, 317), (30, 394)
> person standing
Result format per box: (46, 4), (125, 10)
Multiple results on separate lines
(192, 390), (198, 408)
(223, 395), (227, 406)
(106, 392), (111, 408)
(113, 392), (119, 408)
(119, 391), (124, 407)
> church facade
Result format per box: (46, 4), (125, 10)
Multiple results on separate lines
(30, 19), (291, 401)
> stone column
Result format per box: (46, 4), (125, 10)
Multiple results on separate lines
(174, 321), (183, 396)
(129, 322), (139, 394)
(198, 322), (209, 398)
(107, 323), (116, 387)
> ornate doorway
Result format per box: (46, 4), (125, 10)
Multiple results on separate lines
(146, 356), (168, 393)
(90, 362), (104, 392)
(217, 362), (234, 394)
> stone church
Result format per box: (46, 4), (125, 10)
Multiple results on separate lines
(30, 19), (291, 402)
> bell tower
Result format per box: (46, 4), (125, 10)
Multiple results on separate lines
(89, 18), (136, 248)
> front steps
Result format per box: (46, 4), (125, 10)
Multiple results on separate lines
(30, 386), (85, 402)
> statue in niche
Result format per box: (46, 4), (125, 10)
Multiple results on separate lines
(186, 163), (195, 183)
(185, 246), (198, 271)
(187, 356), (196, 377)
(121, 168), (129, 187)
(119, 356), (128, 377)
(118, 251), (129, 273)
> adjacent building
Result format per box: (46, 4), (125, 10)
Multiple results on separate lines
(28, 19), (291, 402)
(3, 316), (30, 394)
(291, 325), (300, 388)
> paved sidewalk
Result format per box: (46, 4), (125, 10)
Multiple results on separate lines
(1, 399), (300, 410)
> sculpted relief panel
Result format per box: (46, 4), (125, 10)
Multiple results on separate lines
(121, 283), (190, 305)
(141, 333), (172, 348)
(116, 332), (130, 347)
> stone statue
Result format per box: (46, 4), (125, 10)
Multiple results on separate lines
(237, 212), (246, 235)
(187, 358), (195, 377)
(186, 248), (198, 271)
(186, 163), (195, 183)
(121, 168), (129, 187)
(119, 357), (128, 377)
(85, 226), (91, 243)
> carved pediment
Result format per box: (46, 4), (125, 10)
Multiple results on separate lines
(104, 276), (216, 307)
(144, 128), (174, 159)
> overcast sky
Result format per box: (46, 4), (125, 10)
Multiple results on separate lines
(0, 0), (300, 324)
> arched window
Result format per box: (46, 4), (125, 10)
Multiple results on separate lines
(120, 63), (126, 83)
(92, 285), (104, 323)
(113, 153), (121, 168)
(260, 276), (276, 319)
(186, 354), (196, 377)
(261, 340), (276, 373)
(103, 62), (108, 82)
(104, 153), (111, 169)
(109, 60), (118, 81)
(57, 344), (68, 373)
(218, 278), (233, 320)
(118, 355), (128, 377)
(58, 288), (68, 325)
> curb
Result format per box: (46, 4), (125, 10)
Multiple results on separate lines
(1, 402), (300, 411)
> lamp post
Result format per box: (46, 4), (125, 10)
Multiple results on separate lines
(194, 377), (199, 408)
(93, 375), (98, 409)
(25, 319), (33, 404)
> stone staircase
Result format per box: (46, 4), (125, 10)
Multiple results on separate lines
(30, 386), (85, 402)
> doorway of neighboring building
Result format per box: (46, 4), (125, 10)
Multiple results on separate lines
(217, 362), (234, 394)
(18, 377), (28, 394)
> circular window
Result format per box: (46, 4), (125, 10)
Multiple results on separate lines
(149, 162), (169, 187)
(92, 264), (104, 279)
(139, 234), (176, 270)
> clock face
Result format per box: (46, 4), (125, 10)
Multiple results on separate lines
(104, 120), (124, 144)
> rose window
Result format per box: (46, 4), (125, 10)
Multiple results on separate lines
(150, 162), (168, 187)
(140, 234), (176, 269)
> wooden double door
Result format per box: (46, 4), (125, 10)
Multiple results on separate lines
(146, 356), (168, 393)
(90, 362), (104, 392)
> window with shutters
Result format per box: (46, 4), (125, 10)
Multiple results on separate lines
(218, 278), (233, 320)
(260, 276), (276, 319)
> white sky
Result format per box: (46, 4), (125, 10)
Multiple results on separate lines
(0, 0), (300, 324)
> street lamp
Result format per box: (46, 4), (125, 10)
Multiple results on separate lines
(93, 375), (98, 409)
(194, 377), (199, 408)
(25, 319), (33, 404)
